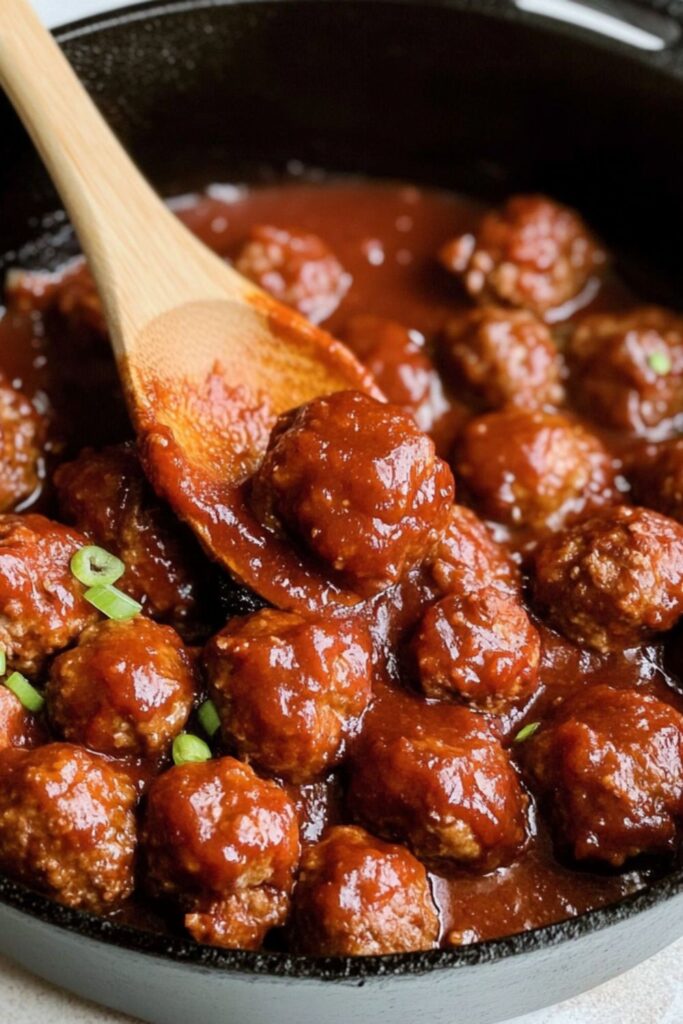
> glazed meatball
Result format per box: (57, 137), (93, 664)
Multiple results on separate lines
(533, 506), (683, 652)
(439, 195), (605, 317)
(235, 224), (350, 325)
(55, 443), (208, 638)
(348, 701), (528, 869)
(0, 743), (137, 910)
(568, 308), (683, 437)
(0, 371), (43, 512)
(143, 757), (300, 949)
(0, 514), (98, 674)
(251, 390), (455, 595)
(47, 618), (196, 758)
(342, 315), (448, 432)
(441, 307), (564, 411)
(413, 589), (541, 710)
(0, 687), (44, 751)
(205, 608), (372, 783)
(525, 686), (683, 866)
(427, 505), (520, 597)
(291, 825), (439, 955)
(456, 409), (617, 531)
(628, 439), (683, 521)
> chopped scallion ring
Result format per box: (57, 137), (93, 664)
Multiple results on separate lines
(514, 721), (541, 744)
(5, 672), (44, 713)
(0, 650), (6, 677)
(172, 732), (212, 766)
(85, 584), (142, 620)
(198, 699), (221, 738)
(648, 351), (672, 376)
(71, 545), (125, 587)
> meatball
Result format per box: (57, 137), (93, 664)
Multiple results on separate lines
(428, 505), (520, 597)
(47, 618), (196, 758)
(55, 443), (208, 638)
(533, 506), (683, 652)
(568, 308), (683, 437)
(143, 756), (300, 949)
(525, 686), (683, 866)
(441, 306), (564, 411)
(0, 743), (137, 910)
(456, 409), (617, 531)
(342, 315), (448, 432)
(0, 371), (43, 513)
(291, 825), (439, 955)
(413, 589), (541, 710)
(0, 687), (44, 751)
(439, 195), (605, 317)
(251, 390), (455, 595)
(0, 513), (98, 674)
(205, 608), (372, 783)
(348, 701), (528, 868)
(628, 439), (683, 522)
(235, 225), (350, 325)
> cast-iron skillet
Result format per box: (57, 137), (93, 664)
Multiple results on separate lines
(1, 2), (683, 1022)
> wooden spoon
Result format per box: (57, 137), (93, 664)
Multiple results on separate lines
(0, 0), (381, 610)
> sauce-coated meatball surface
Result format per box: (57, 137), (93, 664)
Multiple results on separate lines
(628, 439), (683, 522)
(525, 686), (683, 866)
(349, 700), (528, 869)
(0, 687), (44, 751)
(252, 390), (455, 594)
(428, 505), (520, 597)
(414, 589), (541, 710)
(0, 514), (98, 674)
(456, 409), (617, 531)
(142, 757), (300, 949)
(206, 608), (372, 783)
(533, 506), (683, 652)
(0, 371), (42, 513)
(439, 195), (605, 317)
(441, 306), (564, 411)
(291, 825), (439, 955)
(0, 743), (137, 910)
(47, 617), (196, 758)
(236, 224), (350, 325)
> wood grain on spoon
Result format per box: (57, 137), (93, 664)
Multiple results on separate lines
(0, 0), (382, 610)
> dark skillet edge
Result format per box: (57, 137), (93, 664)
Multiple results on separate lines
(0, 0), (679, 986)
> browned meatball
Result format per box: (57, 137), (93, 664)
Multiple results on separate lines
(291, 825), (439, 955)
(235, 224), (350, 325)
(533, 506), (683, 652)
(439, 195), (605, 318)
(427, 505), (520, 597)
(0, 687), (45, 751)
(55, 443), (208, 638)
(47, 618), (196, 758)
(456, 409), (617, 531)
(205, 608), (372, 783)
(0, 514), (98, 674)
(0, 371), (43, 512)
(569, 308), (683, 438)
(441, 307), (564, 412)
(348, 701), (528, 869)
(628, 439), (683, 521)
(525, 686), (683, 866)
(413, 589), (541, 710)
(0, 743), (137, 910)
(143, 757), (300, 949)
(251, 391), (455, 595)
(342, 315), (448, 432)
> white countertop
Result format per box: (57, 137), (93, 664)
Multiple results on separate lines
(1, 2), (679, 1021)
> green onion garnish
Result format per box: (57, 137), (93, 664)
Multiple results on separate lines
(172, 732), (212, 766)
(514, 721), (541, 744)
(0, 650), (6, 676)
(85, 584), (142, 620)
(71, 545), (125, 587)
(5, 672), (44, 713)
(648, 351), (671, 376)
(198, 699), (221, 738)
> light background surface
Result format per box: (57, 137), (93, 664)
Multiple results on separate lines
(0, 1), (679, 1021)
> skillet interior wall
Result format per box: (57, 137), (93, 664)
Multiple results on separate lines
(1, 0), (682, 300)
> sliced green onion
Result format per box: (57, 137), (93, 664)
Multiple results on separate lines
(198, 699), (221, 738)
(71, 545), (125, 587)
(85, 584), (142, 621)
(5, 672), (44, 713)
(514, 721), (541, 744)
(172, 732), (212, 766)
(648, 351), (671, 376)
(0, 650), (6, 676)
